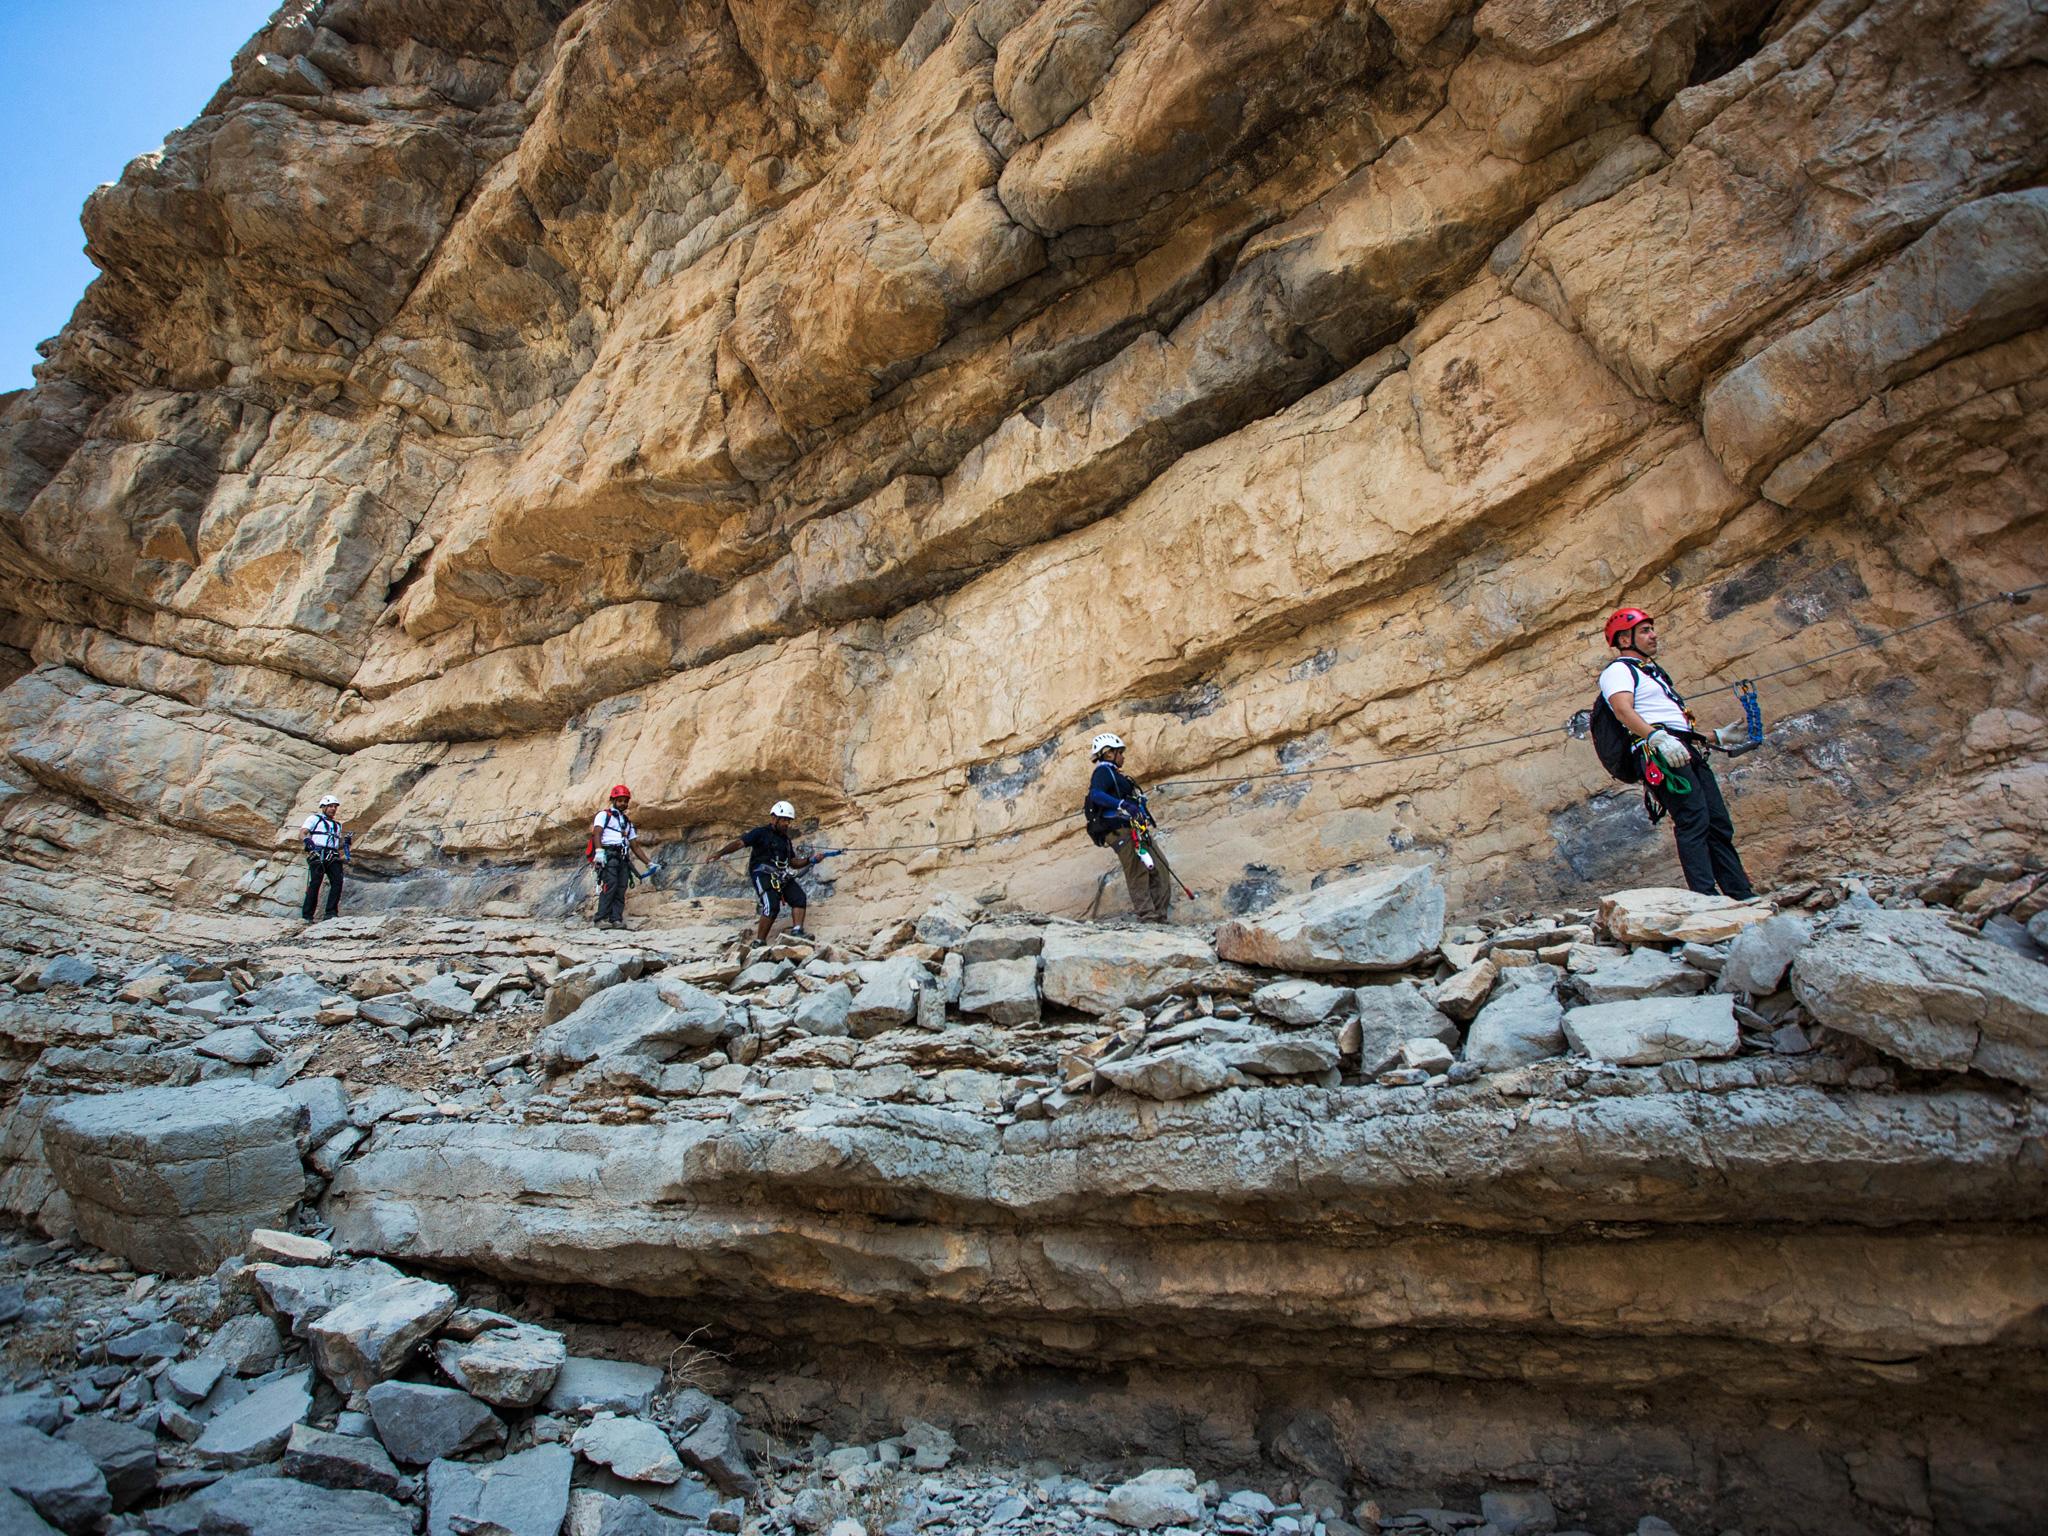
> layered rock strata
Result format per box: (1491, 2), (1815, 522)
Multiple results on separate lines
(0, 0), (2042, 935)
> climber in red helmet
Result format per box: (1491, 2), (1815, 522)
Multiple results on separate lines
(589, 784), (651, 929)
(1599, 608), (1756, 899)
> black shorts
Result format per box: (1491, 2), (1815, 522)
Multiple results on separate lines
(752, 869), (807, 918)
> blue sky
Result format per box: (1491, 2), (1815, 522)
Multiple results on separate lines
(0, 0), (279, 394)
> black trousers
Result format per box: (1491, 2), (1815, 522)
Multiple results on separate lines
(1650, 749), (1755, 899)
(302, 856), (344, 920)
(596, 851), (631, 924)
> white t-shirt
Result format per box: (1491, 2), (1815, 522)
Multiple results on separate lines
(1600, 660), (1689, 732)
(302, 813), (344, 854)
(591, 808), (637, 849)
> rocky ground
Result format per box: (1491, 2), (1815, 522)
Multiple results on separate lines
(1, 861), (2044, 1534)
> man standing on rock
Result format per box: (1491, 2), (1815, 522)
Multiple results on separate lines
(300, 793), (350, 923)
(1085, 733), (1175, 922)
(713, 800), (829, 946)
(1600, 608), (1757, 899)
(590, 784), (651, 929)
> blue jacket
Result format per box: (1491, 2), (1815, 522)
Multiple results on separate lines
(1087, 761), (1145, 825)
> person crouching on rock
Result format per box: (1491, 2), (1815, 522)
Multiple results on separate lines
(590, 784), (651, 929)
(1600, 607), (1757, 900)
(714, 800), (824, 946)
(300, 794), (350, 923)
(1084, 733), (1174, 922)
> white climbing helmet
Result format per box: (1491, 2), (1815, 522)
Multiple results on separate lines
(1090, 733), (1125, 759)
(771, 800), (797, 819)
(318, 795), (341, 807)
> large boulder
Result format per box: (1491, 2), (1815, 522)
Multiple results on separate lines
(0, 1425), (110, 1533)
(41, 1082), (304, 1275)
(1464, 985), (1566, 1072)
(1791, 908), (2048, 1089)
(847, 956), (926, 1036)
(1215, 865), (1444, 972)
(1569, 947), (1710, 1005)
(535, 982), (724, 1072)
(1096, 1047), (1233, 1100)
(305, 1277), (457, 1392)
(958, 958), (1041, 1025)
(432, 1320), (566, 1408)
(1249, 979), (1350, 1026)
(1350, 980), (1456, 1070)
(424, 1443), (572, 1536)
(364, 1381), (504, 1466)
(1598, 888), (1775, 945)
(1720, 912), (1817, 995)
(193, 1370), (314, 1470)
(1040, 927), (1234, 1016)
(180, 1475), (413, 1536)
(1563, 994), (1740, 1065)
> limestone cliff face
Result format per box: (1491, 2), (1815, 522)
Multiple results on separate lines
(1, 0), (2045, 926)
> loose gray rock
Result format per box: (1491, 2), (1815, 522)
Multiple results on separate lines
(1564, 994), (1740, 1065)
(1426, 960), (1497, 1022)
(0, 1425), (111, 1533)
(187, 1475), (412, 1536)
(192, 1370), (313, 1470)
(1216, 864), (1445, 972)
(537, 982), (724, 1072)
(1792, 908), (2048, 1088)
(282, 1077), (350, 1150)
(307, 1277), (457, 1393)
(193, 1028), (278, 1067)
(106, 1319), (186, 1362)
(956, 923), (1045, 963)
(543, 960), (631, 1024)
(283, 1423), (403, 1497)
(0, 1488), (59, 1536)
(1463, 987), (1566, 1071)
(432, 1320), (566, 1408)
(1353, 981), (1457, 1068)
(165, 1357), (228, 1406)
(1039, 927), (1234, 1015)
(1096, 1046), (1233, 1100)
(958, 958), (1041, 1025)
(1569, 947), (1709, 1005)
(542, 1357), (664, 1417)
(364, 1380), (504, 1466)
(1103, 1468), (1202, 1530)
(1249, 979), (1350, 1026)
(671, 1390), (758, 1499)
(572, 1415), (683, 1484)
(1481, 1488), (1558, 1535)
(411, 974), (479, 1022)
(1720, 912), (1815, 996)
(34, 956), (99, 993)
(0, 1391), (62, 1435)
(1221, 1035), (1342, 1077)
(203, 1312), (289, 1376)
(40, 1082), (305, 1276)
(848, 956), (925, 1036)
(59, 1417), (157, 1510)
(425, 1443), (572, 1536)
(235, 974), (332, 1018)
(792, 983), (854, 1037)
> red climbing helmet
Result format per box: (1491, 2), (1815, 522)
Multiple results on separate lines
(608, 784), (631, 800)
(1604, 607), (1652, 648)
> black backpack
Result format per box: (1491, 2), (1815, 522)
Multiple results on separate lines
(1589, 658), (1668, 784)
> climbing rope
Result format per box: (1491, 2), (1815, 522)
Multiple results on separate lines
(356, 582), (2045, 863)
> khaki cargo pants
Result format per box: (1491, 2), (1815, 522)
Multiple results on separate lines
(1112, 829), (1174, 922)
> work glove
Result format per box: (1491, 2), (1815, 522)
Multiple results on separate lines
(1713, 723), (1747, 749)
(1646, 728), (1691, 768)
